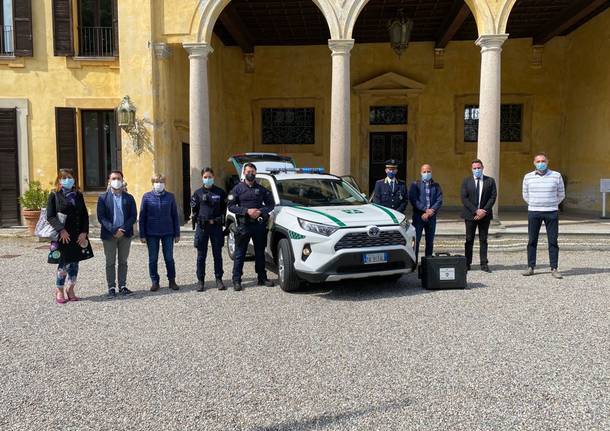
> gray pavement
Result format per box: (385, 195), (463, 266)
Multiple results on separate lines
(0, 237), (609, 431)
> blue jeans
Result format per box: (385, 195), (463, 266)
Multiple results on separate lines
(527, 211), (559, 269)
(412, 213), (437, 261)
(146, 235), (176, 283)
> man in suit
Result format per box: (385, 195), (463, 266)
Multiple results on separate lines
(408, 164), (443, 261)
(460, 159), (497, 272)
(97, 170), (138, 297)
(372, 159), (408, 214)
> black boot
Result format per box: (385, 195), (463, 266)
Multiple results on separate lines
(232, 279), (243, 291)
(216, 279), (226, 290)
(197, 280), (205, 292)
(169, 279), (179, 291)
(257, 278), (274, 287)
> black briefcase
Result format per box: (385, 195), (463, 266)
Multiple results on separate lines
(418, 253), (468, 290)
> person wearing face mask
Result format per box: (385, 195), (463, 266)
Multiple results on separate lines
(191, 167), (227, 292)
(460, 159), (497, 272)
(97, 171), (138, 298)
(408, 164), (443, 261)
(228, 163), (276, 291)
(139, 174), (181, 291)
(372, 159), (409, 214)
(522, 153), (565, 279)
(46, 168), (92, 304)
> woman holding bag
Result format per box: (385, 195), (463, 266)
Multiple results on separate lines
(46, 168), (92, 304)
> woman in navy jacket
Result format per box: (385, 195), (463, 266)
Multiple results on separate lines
(97, 171), (137, 298)
(139, 174), (180, 292)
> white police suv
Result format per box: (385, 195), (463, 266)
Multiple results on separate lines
(225, 160), (417, 292)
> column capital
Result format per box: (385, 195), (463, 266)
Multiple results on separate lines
(183, 42), (214, 59)
(152, 43), (172, 60)
(475, 34), (508, 52)
(328, 39), (354, 55)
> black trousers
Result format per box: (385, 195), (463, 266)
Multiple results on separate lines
(464, 217), (491, 266)
(195, 223), (224, 281)
(527, 211), (559, 269)
(232, 222), (268, 282)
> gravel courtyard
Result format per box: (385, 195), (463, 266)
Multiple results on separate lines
(1, 237), (608, 431)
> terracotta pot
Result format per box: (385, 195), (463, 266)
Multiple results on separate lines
(22, 209), (41, 235)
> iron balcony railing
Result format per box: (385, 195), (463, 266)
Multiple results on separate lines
(0, 25), (14, 56)
(79, 26), (116, 57)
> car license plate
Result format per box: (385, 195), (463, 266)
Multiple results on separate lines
(363, 252), (388, 264)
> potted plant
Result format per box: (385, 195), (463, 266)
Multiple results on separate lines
(18, 181), (50, 235)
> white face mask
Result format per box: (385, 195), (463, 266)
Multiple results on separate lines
(153, 182), (165, 193)
(110, 179), (123, 190)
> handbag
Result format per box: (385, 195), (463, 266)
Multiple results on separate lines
(35, 193), (67, 241)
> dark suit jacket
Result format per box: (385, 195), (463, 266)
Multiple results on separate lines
(408, 180), (443, 216)
(460, 175), (497, 220)
(372, 179), (408, 213)
(97, 191), (137, 240)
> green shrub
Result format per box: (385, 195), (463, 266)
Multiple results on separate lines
(18, 181), (51, 210)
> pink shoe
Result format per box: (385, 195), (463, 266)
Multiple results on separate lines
(68, 296), (80, 302)
(56, 297), (67, 304)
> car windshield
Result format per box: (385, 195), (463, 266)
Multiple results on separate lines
(276, 178), (368, 207)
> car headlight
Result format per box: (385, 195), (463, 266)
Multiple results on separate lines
(298, 218), (339, 237)
(400, 217), (410, 229)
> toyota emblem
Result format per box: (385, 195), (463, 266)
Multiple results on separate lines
(367, 225), (381, 238)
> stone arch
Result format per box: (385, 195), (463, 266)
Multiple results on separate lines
(496, 0), (519, 34)
(191, 0), (342, 44)
(343, 0), (499, 40)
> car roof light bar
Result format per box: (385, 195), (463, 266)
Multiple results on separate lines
(268, 167), (326, 174)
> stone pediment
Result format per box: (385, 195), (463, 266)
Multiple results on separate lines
(353, 72), (425, 94)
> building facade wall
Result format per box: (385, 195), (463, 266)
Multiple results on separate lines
(563, 9), (610, 212)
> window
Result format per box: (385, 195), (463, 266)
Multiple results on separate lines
(0, 0), (14, 55)
(81, 110), (120, 190)
(464, 104), (523, 142)
(369, 106), (408, 125)
(78, 0), (116, 57)
(261, 108), (315, 145)
(276, 178), (368, 207)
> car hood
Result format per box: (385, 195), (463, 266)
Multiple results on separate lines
(283, 204), (403, 227)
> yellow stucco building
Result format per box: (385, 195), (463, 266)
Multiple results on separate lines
(0, 0), (609, 225)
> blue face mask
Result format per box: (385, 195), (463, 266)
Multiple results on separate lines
(386, 171), (396, 179)
(473, 168), (483, 178)
(421, 172), (432, 182)
(535, 162), (547, 171)
(61, 178), (75, 189)
(203, 178), (214, 188)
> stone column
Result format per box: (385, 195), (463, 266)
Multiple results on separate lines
(475, 34), (508, 221)
(152, 43), (172, 177)
(328, 39), (354, 176)
(183, 42), (214, 195)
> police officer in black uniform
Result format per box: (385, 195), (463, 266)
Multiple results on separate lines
(191, 167), (227, 292)
(228, 162), (275, 291)
(372, 159), (409, 214)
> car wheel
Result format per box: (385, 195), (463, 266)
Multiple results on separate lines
(277, 238), (302, 292)
(227, 224), (236, 260)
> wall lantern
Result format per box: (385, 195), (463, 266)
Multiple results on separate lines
(388, 9), (414, 58)
(117, 96), (137, 131)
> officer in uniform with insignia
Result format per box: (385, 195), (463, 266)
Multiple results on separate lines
(372, 159), (408, 214)
(228, 162), (276, 291)
(191, 167), (227, 292)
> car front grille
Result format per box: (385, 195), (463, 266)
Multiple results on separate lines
(334, 230), (406, 251)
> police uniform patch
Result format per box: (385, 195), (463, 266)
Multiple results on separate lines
(228, 194), (235, 201)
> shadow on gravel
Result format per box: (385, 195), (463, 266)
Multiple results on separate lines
(79, 278), (273, 302)
(560, 267), (610, 277)
(248, 399), (411, 431)
(304, 275), (432, 301)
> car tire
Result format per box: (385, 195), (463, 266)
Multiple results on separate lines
(277, 238), (302, 292)
(227, 223), (236, 261)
